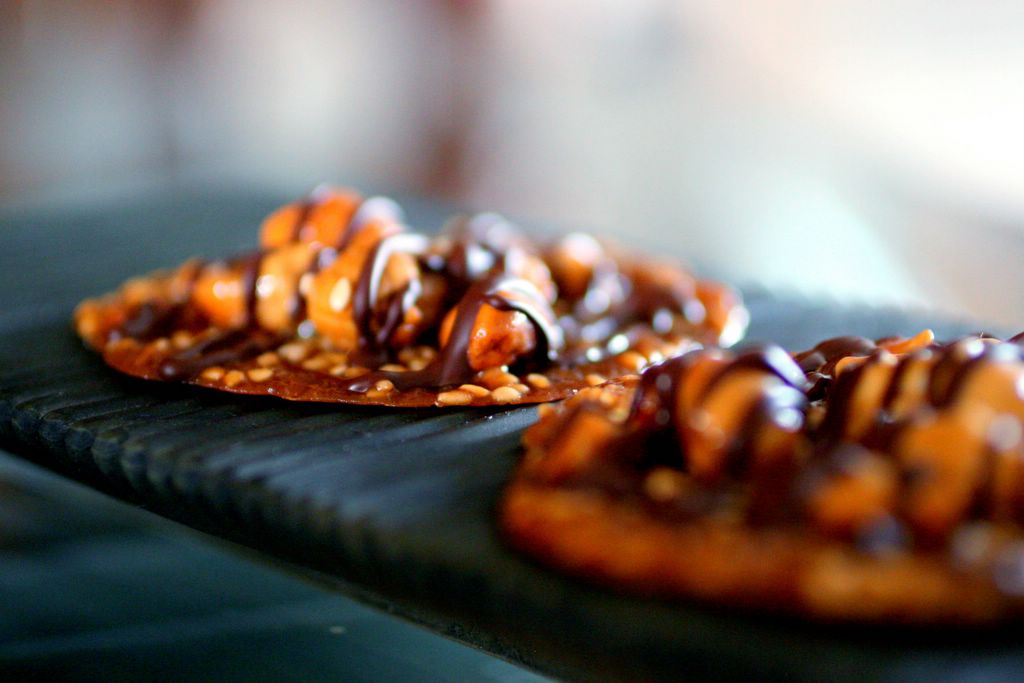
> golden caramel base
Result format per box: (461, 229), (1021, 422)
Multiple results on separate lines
(501, 480), (1015, 624)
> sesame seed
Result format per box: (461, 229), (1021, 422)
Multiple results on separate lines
(328, 278), (352, 312)
(512, 383), (530, 394)
(171, 331), (193, 349)
(77, 314), (97, 337)
(437, 390), (473, 406)
(585, 373), (607, 386)
(298, 272), (314, 297)
(480, 368), (519, 389)
(278, 342), (308, 363)
(374, 379), (395, 392)
(223, 370), (246, 387)
(459, 384), (490, 397)
(366, 389), (389, 400)
(379, 364), (406, 372)
(256, 352), (280, 367)
(644, 468), (686, 502)
(110, 338), (140, 351)
(490, 386), (521, 403)
(526, 373), (551, 389)
(247, 368), (274, 382)
(302, 355), (331, 371)
(617, 350), (647, 372)
(200, 367), (225, 381)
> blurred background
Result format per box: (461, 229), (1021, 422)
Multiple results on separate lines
(2, 0), (1023, 327)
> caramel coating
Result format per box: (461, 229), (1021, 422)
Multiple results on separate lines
(75, 259), (203, 342)
(804, 446), (898, 539)
(255, 243), (317, 334)
(695, 281), (750, 348)
(306, 220), (418, 351)
(439, 304), (538, 372)
(259, 187), (361, 249)
(544, 232), (750, 350)
(626, 346), (810, 483)
(545, 232), (616, 304)
(533, 401), (627, 483)
(191, 261), (250, 329)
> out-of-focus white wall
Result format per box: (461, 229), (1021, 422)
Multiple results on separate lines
(0, 0), (457, 195)
(458, 0), (1024, 325)
(170, 0), (457, 191)
(1, 1), (172, 192)
(2, 0), (1022, 327)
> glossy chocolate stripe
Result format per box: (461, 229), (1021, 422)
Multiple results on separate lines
(352, 233), (430, 350)
(794, 335), (876, 375)
(337, 273), (561, 392)
(113, 260), (205, 341)
(158, 329), (282, 380)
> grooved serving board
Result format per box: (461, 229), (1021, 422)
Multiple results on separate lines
(2, 188), (1022, 682)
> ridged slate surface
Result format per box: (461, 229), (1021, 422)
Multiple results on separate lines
(1, 188), (1022, 682)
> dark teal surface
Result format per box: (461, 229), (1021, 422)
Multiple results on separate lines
(0, 451), (546, 682)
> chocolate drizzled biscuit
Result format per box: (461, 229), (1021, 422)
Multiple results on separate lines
(74, 187), (747, 407)
(502, 332), (1024, 622)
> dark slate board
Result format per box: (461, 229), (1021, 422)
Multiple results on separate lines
(1, 187), (1022, 682)
(0, 453), (549, 683)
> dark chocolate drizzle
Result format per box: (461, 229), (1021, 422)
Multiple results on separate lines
(880, 348), (926, 410)
(286, 192), (405, 325)
(289, 188), (324, 242)
(283, 190), (326, 322)
(707, 344), (810, 394)
(795, 335), (877, 400)
(931, 339), (1022, 408)
(435, 213), (533, 286)
(816, 335), (1024, 447)
(572, 256), (629, 323)
(158, 329), (283, 381)
(630, 352), (695, 430)
(351, 233), (430, 353)
(238, 252), (264, 328)
(815, 354), (879, 442)
(113, 261), (206, 342)
(562, 258), (707, 352)
(336, 273), (562, 392)
(626, 345), (809, 482)
(795, 335), (876, 374)
(118, 302), (181, 341)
